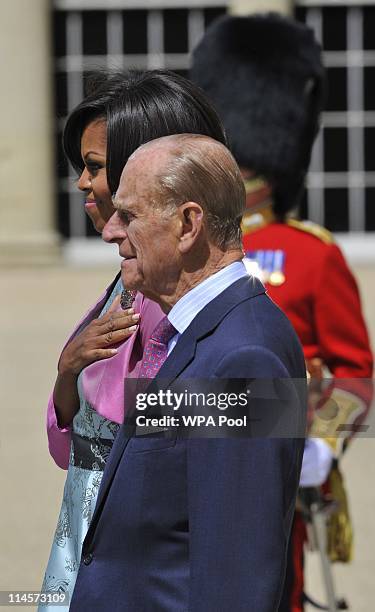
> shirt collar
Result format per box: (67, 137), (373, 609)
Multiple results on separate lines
(168, 261), (249, 336)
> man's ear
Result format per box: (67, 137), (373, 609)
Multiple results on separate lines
(177, 201), (204, 254)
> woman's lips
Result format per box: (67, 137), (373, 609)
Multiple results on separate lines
(84, 200), (97, 209)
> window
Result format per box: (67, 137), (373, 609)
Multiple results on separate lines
(53, 2), (227, 238)
(296, 3), (374, 232)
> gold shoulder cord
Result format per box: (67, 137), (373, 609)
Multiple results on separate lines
(287, 218), (334, 244)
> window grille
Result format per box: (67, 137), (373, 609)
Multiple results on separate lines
(296, 2), (375, 234)
(53, 1), (375, 246)
(53, 2), (227, 239)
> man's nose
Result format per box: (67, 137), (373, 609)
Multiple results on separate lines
(102, 211), (126, 244)
(77, 168), (91, 192)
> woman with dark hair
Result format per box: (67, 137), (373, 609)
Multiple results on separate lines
(64, 69), (226, 200)
(41, 69), (226, 607)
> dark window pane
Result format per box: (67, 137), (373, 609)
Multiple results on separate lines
(54, 72), (68, 118)
(83, 11), (107, 55)
(57, 192), (70, 238)
(363, 7), (375, 50)
(364, 67), (375, 111)
(325, 67), (347, 112)
(53, 11), (66, 57)
(365, 188), (375, 230)
(324, 188), (349, 231)
(55, 130), (68, 177)
(123, 10), (147, 54)
(322, 7), (346, 51)
(164, 9), (188, 53)
(364, 127), (375, 171)
(324, 128), (347, 172)
(204, 7), (227, 29)
(294, 7), (307, 24)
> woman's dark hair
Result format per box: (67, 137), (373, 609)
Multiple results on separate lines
(63, 69), (227, 194)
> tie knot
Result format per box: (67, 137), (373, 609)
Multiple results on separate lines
(151, 316), (177, 346)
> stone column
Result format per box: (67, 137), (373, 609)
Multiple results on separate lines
(0, 0), (60, 265)
(229, 0), (293, 16)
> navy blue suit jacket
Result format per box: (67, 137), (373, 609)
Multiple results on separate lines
(71, 276), (306, 612)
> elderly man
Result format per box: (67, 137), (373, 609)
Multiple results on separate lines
(70, 134), (306, 612)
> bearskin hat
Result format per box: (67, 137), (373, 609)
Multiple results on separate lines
(191, 13), (325, 214)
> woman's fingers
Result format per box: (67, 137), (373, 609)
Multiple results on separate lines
(100, 325), (138, 346)
(85, 321), (137, 361)
(87, 313), (139, 348)
(98, 311), (140, 334)
(61, 300), (140, 374)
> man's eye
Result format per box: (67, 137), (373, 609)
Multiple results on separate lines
(119, 211), (133, 224)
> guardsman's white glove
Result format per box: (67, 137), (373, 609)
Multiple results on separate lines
(299, 438), (334, 487)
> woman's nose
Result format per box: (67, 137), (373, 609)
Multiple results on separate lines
(77, 168), (91, 192)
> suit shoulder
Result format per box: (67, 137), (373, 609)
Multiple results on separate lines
(286, 219), (334, 245)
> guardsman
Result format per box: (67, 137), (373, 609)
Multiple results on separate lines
(192, 13), (373, 612)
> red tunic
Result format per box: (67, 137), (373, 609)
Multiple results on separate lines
(243, 217), (373, 612)
(243, 221), (373, 379)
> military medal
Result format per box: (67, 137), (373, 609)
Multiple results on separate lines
(268, 251), (286, 286)
(269, 270), (286, 286)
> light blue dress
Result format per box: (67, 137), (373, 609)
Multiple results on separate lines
(39, 279), (123, 610)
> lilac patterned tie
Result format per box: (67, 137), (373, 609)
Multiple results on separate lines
(139, 316), (177, 378)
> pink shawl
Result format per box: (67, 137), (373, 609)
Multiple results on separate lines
(46, 276), (163, 468)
